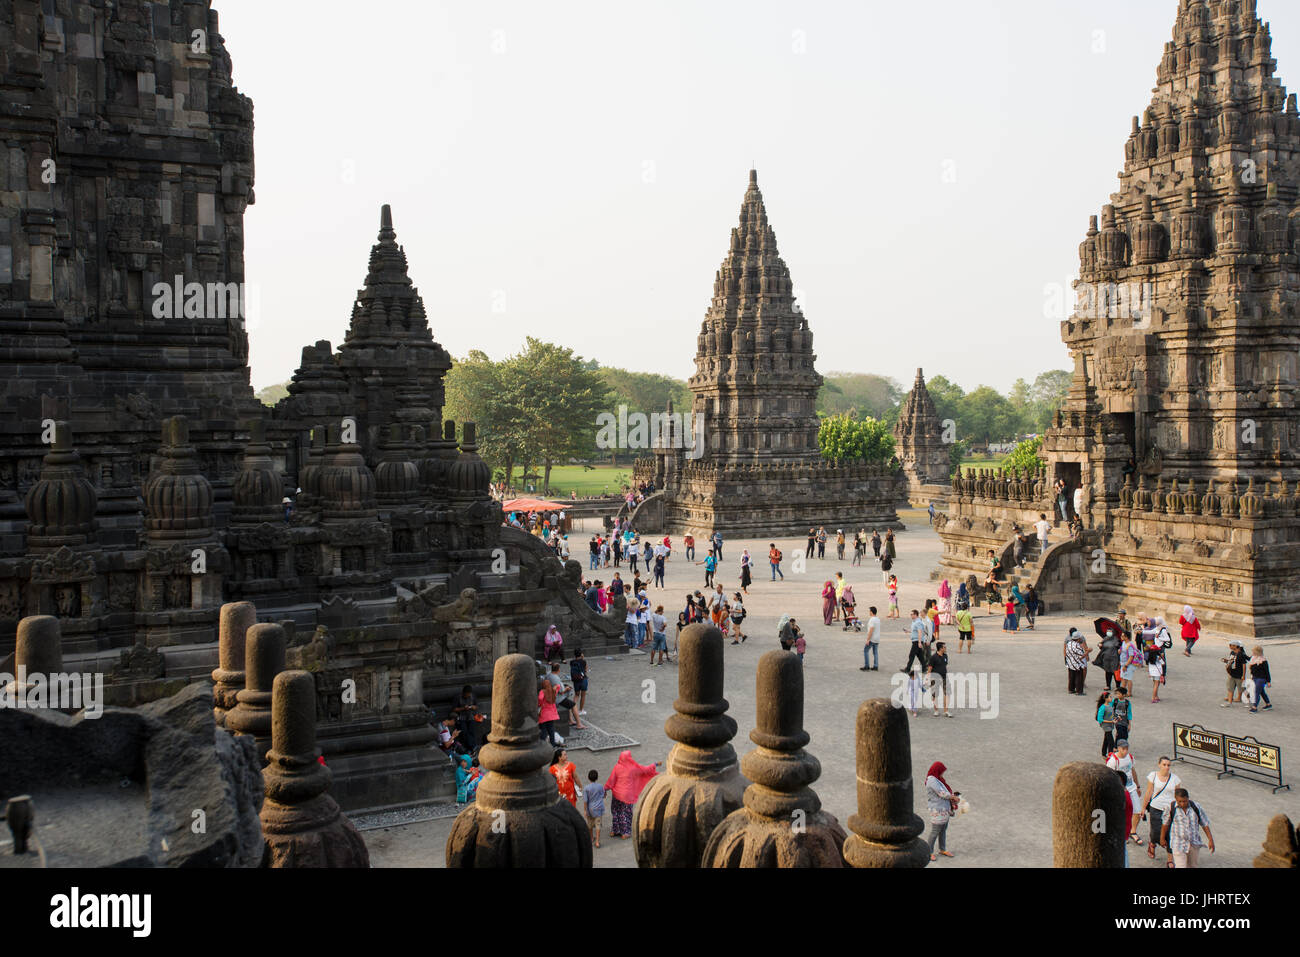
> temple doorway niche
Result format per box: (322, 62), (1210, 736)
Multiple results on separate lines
(1054, 461), (1081, 520)
(1113, 412), (1136, 461)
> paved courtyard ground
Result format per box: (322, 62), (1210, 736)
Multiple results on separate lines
(361, 510), (1300, 867)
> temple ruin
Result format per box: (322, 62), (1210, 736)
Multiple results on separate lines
(938, 0), (1300, 638)
(0, 0), (622, 813)
(631, 171), (903, 536)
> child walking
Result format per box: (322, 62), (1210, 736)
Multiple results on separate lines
(887, 575), (900, 619)
(582, 769), (605, 849)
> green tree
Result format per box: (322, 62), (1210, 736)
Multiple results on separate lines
(817, 373), (903, 419)
(509, 338), (612, 494)
(1029, 370), (1072, 433)
(923, 375), (966, 433)
(817, 413), (896, 465)
(1004, 435), (1045, 473)
(444, 350), (529, 487)
(597, 367), (692, 465)
(961, 386), (1019, 446)
(255, 381), (290, 407)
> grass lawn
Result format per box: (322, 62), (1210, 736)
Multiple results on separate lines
(956, 453), (1007, 474)
(502, 463), (632, 497)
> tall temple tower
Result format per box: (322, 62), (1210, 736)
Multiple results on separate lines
(689, 170), (822, 464)
(639, 171), (902, 538)
(894, 369), (951, 495)
(939, 0), (1300, 638)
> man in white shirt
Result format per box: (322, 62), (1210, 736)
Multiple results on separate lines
(860, 606), (882, 671)
(1034, 512), (1051, 555)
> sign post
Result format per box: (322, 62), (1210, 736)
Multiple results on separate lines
(1221, 734), (1289, 793)
(1172, 723), (1287, 792)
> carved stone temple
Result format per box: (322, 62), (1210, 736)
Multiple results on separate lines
(893, 368), (951, 503)
(938, 0), (1300, 638)
(0, 0), (621, 813)
(630, 171), (903, 536)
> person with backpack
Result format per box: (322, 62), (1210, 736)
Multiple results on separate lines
(1221, 639), (1248, 707)
(1095, 691), (1115, 758)
(711, 530), (723, 561)
(1160, 789), (1214, 868)
(1108, 687), (1133, 746)
(1106, 739), (1142, 845)
(1139, 756), (1181, 867)
(729, 592), (747, 645)
(768, 543), (784, 581)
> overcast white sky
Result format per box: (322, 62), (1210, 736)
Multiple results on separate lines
(218, 0), (1300, 395)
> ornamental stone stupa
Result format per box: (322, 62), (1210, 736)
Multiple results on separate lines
(630, 171), (903, 537)
(939, 0), (1300, 638)
(893, 369), (951, 499)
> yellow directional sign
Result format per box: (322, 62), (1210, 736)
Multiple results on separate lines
(1226, 735), (1279, 771)
(1174, 724), (1222, 757)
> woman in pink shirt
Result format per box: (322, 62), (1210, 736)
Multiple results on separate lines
(605, 750), (660, 839)
(538, 680), (561, 746)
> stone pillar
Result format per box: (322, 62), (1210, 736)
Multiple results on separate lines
(843, 698), (929, 868)
(445, 653), (591, 868)
(1253, 814), (1298, 868)
(5, 616), (63, 702)
(213, 601), (256, 727)
(700, 650), (847, 867)
(633, 623), (746, 868)
(226, 622), (286, 763)
(261, 671), (370, 868)
(6, 796), (34, 855)
(1052, 761), (1125, 867)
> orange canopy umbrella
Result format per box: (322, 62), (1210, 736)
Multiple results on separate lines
(502, 498), (566, 513)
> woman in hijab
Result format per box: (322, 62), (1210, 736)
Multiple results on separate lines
(1178, 605), (1201, 657)
(937, 579), (954, 625)
(955, 581), (970, 613)
(605, 750), (660, 839)
(925, 761), (959, 861)
(454, 753), (484, 805)
(778, 613), (794, 650)
(1010, 583), (1032, 631)
(543, 625), (564, 663)
(739, 549), (752, 595)
(550, 748), (579, 808)
(821, 580), (836, 626)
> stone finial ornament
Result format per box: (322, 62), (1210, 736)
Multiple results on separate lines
(23, 421), (97, 550)
(213, 601), (257, 727)
(5, 796), (34, 856)
(445, 653), (592, 868)
(1253, 814), (1298, 868)
(842, 699), (929, 868)
(5, 616), (63, 703)
(225, 622), (286, 762)
(1052, 761), (1125, 867)
(700, 650), (847, 867)
(633, 623), (747, 867)
(260, 670), (370, 868)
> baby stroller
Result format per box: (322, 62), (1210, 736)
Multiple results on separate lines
(840, 595), (862, 632)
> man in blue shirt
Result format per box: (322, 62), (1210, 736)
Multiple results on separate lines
(901, 609), (928, 674)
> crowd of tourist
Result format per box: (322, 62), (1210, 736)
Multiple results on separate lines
(452, 505), (1273, 869)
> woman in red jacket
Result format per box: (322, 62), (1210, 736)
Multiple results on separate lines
(1178, 605), (1201, 657)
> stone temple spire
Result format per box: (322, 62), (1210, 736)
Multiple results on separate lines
(893, 368), (950, 491)
(343, 204), (435, 349)
(278, 205), (452, 466)
(688, 170), (823, 466)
